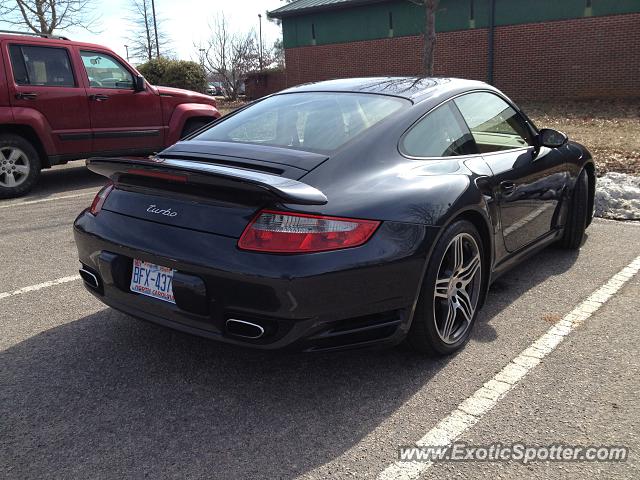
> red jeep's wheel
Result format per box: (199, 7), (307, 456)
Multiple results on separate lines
(0, 134), (41, 199)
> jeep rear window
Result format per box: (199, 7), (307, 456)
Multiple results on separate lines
(8, 45), (75, 87)
(192, 92), (409, 153)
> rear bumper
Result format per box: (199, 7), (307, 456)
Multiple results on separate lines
(73, 209), (439, 351)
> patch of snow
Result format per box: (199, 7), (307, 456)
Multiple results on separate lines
(595, 172), (640, 220)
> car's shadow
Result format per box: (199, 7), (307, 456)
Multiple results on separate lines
(1, 243), (581, 479)
(472, 239), (583, 343)
(23, 162), (106, 200)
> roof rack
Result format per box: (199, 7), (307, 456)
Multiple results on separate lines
(0, 30), (70, 40)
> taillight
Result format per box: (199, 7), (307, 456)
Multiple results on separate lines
(127, 169), (188, 183)
(89, 183), (114, 215)
(238, 210), (380, 253)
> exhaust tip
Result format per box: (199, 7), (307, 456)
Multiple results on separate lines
(79, 268), (100, 290)
(226, 319), (265, 339)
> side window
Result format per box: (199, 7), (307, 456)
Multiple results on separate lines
(454, 92), (532, 153)
(401, 102), (476, 157)
(8, 45), (75, 87)
(80, 51), (134, 90)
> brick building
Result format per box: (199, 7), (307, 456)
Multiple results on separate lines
(266, 0), (640, 100)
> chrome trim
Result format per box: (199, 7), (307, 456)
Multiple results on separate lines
(398, 88), (538, 161)
(79, 268), (99, 289)
(400, 146), (533, 162)
(226, 319), (265, 339)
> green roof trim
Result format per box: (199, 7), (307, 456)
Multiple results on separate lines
(268, 0), (390, 19)
(273, 0), (640, 48)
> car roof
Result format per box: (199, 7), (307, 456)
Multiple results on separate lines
(278, 76), (495, 103)
(0, 32), (116, 53)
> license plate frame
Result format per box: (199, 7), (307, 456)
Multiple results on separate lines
(130, 259), (176, 304)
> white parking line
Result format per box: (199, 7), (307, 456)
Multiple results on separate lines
(0, 275), (81, 300)
(0, 192), (94, 209)
(378, 255), (640, 480)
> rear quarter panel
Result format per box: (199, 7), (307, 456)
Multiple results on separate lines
(290, 99), (496, 297)
(294, 106), (489, 227)
(7, 107), (56, 154)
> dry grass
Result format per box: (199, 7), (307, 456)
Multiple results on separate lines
(216, 99), (248, 117)
(521, 99), (640, 176)
(542, 312), (562, 324)
(216, 97), (640, 176)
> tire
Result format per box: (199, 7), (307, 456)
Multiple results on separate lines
(0, 134), (41, 199)
(559, 170), (588, 250)
(181, 119), (211, 139)
(406, 220), (485, 356)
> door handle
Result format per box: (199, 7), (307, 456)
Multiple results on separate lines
(500, 181), (516, 194)
(15, 92), (38, 100)
(89, 94), (109, 101)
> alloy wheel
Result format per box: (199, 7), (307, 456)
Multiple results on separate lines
(433, 232), (482, 344)
(0, 147), (30, 188)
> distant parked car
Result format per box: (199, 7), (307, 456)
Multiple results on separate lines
(0, 30), (221, 198)
(207, 82), (225, 96)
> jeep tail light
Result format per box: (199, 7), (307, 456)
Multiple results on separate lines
(89, 183), (114, 215)
(238, 210), (380, 253)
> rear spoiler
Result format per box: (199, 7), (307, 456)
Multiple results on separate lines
(86, 157), (328, 206)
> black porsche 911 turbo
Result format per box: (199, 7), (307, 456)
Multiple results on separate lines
(73, 77), (595, 355)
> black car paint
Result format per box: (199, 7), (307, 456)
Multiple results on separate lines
(73, 77), (594, 351)
(74, 211), (436, 350)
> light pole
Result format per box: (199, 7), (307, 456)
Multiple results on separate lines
(151, 0), (160, 58)
(258, 13), (263, 70)
(124, 45), (129, 62)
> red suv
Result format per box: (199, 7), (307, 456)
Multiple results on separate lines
(0, 31), (221, 198)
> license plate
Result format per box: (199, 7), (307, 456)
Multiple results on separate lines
(130, 259), (175, 304)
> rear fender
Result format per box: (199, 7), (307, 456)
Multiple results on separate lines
(166, 103), (221, 146)
(2, 106), (56, 155)
(0, 106), (14, 123)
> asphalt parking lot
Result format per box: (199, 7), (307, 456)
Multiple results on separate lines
(2, 162), (639, 479)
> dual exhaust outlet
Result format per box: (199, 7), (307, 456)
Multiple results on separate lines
(80, 267), (264, 340)
(225, 319), (265, 339)
(79, 267), (100, 290)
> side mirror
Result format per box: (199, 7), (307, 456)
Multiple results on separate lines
(134, 75), (145, 92)
(538, 128), (568, 148)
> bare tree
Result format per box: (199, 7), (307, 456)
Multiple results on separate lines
(201, 14), (260, 100)
(127, 0), (171, 63)
(409, 0), (439, 76)
(264, 1), (298, 68)
(266, 0), (297, 27)
(0, 0), (98, 34)
(272, 38), (285, 69)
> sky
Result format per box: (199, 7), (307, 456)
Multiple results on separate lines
(1, 0), (286, 64)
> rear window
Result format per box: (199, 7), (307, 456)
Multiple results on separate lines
(8, 45), (75, 87)
(193, 92), (409, 153)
